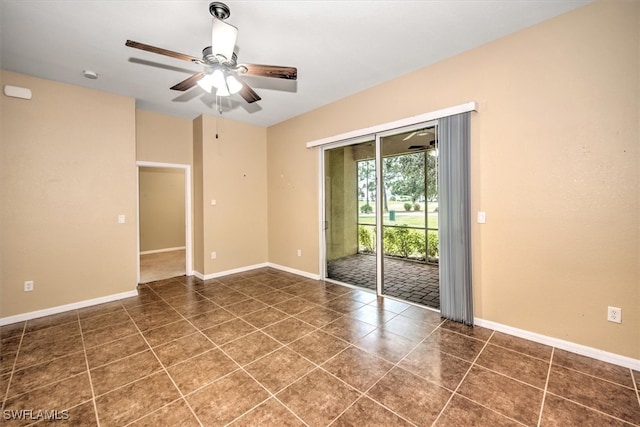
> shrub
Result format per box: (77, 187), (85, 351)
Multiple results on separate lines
(414, 232), (426, 258)
(383, 227), (398, 256)
(384, 226), (419, 258)
(363, 225), (437, 261)
(427, 233), (439, 258)
(403, 202), (412, 211)
(360, 203), (373, 214)
(358, 226), (375, 253)
(413, 203), (421, 211)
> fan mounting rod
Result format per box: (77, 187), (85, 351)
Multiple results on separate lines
(209, 2), (230, 20)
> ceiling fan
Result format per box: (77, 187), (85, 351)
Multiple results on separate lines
(125, 1), (297, 104)
(403, 128), (434, 141)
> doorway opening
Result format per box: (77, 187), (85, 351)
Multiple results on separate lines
(136, 162), (192, 284)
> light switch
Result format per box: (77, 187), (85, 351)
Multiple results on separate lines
(118, 215), (126, 224)
(477, 211), (486, 224)
(211, 200), (216, 205)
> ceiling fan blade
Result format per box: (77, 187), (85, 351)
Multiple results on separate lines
(170, 72), (205, 91)
(125, 40), (201, 63)
(403, 132), (417, 141)
(240, 64), (297, 80)
(238, 81), (262, 103)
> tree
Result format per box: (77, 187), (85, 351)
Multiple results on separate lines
(383, 152), (437, 203)
(357, 159), (376, 205)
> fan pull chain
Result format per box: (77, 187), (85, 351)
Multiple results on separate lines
(215, 95), (222, 139)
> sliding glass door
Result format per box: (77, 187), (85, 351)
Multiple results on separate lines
(379, 126), (439, 307)
(323, 122), (440, 310)
(324, 139), (378, 292)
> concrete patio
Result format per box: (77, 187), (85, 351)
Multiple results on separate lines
(327, 254), (440, 309)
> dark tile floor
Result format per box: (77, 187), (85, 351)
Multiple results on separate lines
(327, 254), (440, 309)
(1, 268), (639, 426)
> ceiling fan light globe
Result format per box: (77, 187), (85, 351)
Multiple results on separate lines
(226, 75), (243, 94)
(216, 85), (231, 97)
(197, 74), (215, 93)
(211, 69), (226, 89)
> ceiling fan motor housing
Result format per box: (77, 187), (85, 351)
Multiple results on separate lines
(209, 2), (231, 20)
(202, 46), (238, 67)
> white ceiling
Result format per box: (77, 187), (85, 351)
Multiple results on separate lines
(1, 0), (592, 127)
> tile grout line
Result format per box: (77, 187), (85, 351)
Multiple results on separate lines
(320, 364), (418, 427)
(309, 300), (444, 424)
(491, 338), (638, 389)
(2, 350), (89, 405)
(632, 367), (640, 408)
(147, 283), (263, 413)
(77, 308), (102, 427)
(486, 341), (555, 364)
(550, 363), (639, 391)
(207, 282), (366, 425)
(0, 321), (27, 413)
(430, 329), (499, 427)
(148, 281), (306, 427)
(121, 288), (205, 427)
(543, 389), (638, 425)
(206, 286), (324, 426)
(536, 347), (555, 427)
(323, 318), (449, 426)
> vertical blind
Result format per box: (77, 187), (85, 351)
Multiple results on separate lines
(438, 112), (474, 325)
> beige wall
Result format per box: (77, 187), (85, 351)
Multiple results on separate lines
(325, 146), (358, 260)
(139, 167), (186, 252)
(1, 71), (137, 317)
(136, 109), (193, 165)
(193, 117), (205, 274)
(193, 115), (268, 275)
(267, 1), (640, 358)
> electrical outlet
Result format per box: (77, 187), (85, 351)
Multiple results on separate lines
(211, 252), (217, 259)
(607, 306), (621, 323)
(297, 249), (302, 257)
(24, 280), (34, 292)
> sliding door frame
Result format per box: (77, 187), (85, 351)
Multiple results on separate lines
(320, 120), (438, 298)
(320, 135), (374, 282)
(314, 102), (477, 309)
(375, 121), (438, 296)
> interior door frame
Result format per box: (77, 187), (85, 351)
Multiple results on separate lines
(136, 161), (193, 284)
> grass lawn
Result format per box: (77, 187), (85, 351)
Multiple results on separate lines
(358, 211), (438, 229)
(358, 200), (439, 229)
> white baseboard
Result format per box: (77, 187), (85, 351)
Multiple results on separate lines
(0, 290), (139, 326)
(192, 263), (320, 282)
(193, 262), (270, 281)
(267, 263), (321, 280)
(475, 318), (640, 371)
(140, 246), (186, 255)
